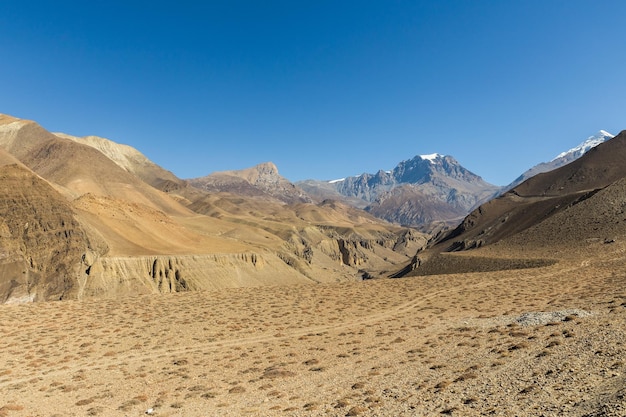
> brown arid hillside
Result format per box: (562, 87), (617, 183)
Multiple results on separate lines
(0, 163), (93, 302)
(0, 113), (425, 302)
(54, 132), (183, 190)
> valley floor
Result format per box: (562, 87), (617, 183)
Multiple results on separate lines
(1, 244), (625, 416)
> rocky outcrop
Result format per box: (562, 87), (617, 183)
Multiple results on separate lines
(0, 164), (95, 302)
(282, 227), (427, 269)
(77, 252), (313, 299)
(190, 162), (312, 204)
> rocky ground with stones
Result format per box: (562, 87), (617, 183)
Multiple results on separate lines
(1, 239), (625, 416)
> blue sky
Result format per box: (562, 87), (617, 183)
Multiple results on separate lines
(1, 1), (625, 186)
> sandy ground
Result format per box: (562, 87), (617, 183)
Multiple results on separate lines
(1, 245), (625, 416)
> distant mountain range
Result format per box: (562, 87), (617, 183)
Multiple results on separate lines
(184, 130), (615, 231)
(298, 154), (500, 228)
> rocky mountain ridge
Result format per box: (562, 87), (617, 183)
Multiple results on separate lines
(190, 162), (312, 204)
(298, 154), (500, 228)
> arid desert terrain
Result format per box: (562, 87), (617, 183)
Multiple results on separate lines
(2, 116), (626, 416)
(1, 239), (625, 416)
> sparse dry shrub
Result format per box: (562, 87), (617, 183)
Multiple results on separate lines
(118, 399), (141, 411)
(303, 402), (320, 411)
(454, 372), (478, 382)
(262, 368), (296, 379)
(508, 342), (529, 351)
(456, 326), (474, 332)
(434, 380), (451, 391)
(364, 396), (382, 405)
(228, 385), (245, 394)
(346, 405), (368, 416)
(86, 406), (104, 415)
(335, 398), (351, 408)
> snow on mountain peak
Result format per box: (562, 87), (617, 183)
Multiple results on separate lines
(551, 130), (614, 161)
(420, 153), (441, 162)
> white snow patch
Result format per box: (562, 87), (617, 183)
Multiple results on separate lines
(420, 153), (441, 162)
(328, 178), (345, 184)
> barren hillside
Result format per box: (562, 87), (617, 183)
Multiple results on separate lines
(429, 130), (626, 253)
(0, 114), (424, 302)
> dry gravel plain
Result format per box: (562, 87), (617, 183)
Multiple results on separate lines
(1, 243), (625, 417)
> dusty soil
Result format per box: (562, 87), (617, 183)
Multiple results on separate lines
(1, 243), (625, 416)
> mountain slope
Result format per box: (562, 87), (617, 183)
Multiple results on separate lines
(0, 116), (189, 216)
(505, 130), (614, 190)
(431, 130), (626, 252)
(54, 132), (184, 190)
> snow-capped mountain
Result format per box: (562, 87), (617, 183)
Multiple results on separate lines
(298, 154), (500, 228)
(552, 130), (614, 161)
(505, 130), (615, 191)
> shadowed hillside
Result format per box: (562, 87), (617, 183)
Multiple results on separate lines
(431, 130), (626, 253)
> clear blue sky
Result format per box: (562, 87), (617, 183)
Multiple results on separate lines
(1, 1), (625, 186)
